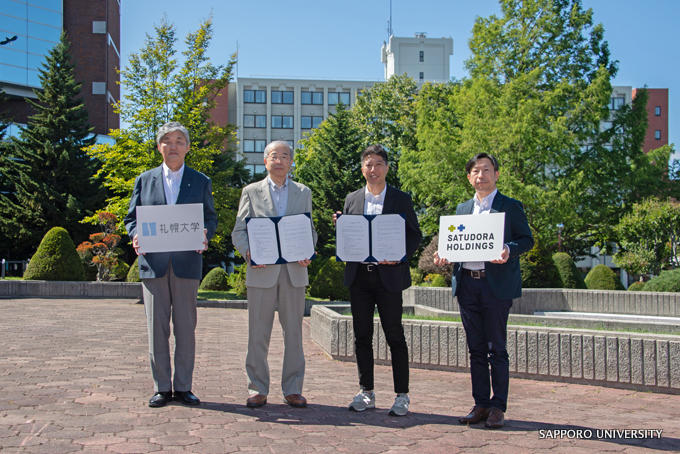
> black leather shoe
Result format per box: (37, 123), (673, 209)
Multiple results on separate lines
(485, 407), (505, 429)
(174, 390), (200, 406)
(148, 391), (172, 408)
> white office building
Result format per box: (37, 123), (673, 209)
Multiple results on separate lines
(381, 33), (453, 83)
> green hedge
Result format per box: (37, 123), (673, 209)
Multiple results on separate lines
(421, 273), (447, 287)
(584, 264), (624, 290)
(24, 227), (85, 281)
(552, 252), (586, 289)
(520, 238), (561, 288)
(200, 267), (229, 290)
(126, 257), (141, 282)
(227, 264), (247, 298)
(643, 269), (680, 292)
(627, 281), (646, 291)
(308, 257), (350, 301)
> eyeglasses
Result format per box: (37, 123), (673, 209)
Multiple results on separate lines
(267, 154), (291, 161)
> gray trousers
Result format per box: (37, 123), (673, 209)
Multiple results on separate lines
(142, 262), (199, 392)
(246, 266), (306, 397)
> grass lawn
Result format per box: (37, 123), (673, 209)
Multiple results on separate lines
(197, 289), (241, 300)
(0, 277), (23, 280)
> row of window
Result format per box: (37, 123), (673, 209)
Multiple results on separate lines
(244, 115), (324, 129)
(242, 140), (295, 153)
(243, 89), (350, 105)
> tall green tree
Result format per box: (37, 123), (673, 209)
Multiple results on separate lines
(295, 103), (364, 256)
(351, 74), (418, 187)
(6, 32), (103, 257)
(614, 198), (680, 276)
(86, 19), (248, 262)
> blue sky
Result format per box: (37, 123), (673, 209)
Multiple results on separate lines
(121, 0), (678, 155)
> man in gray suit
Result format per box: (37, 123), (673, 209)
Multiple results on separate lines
(232, 140), (317, 409)
(124, 121), (217, 408)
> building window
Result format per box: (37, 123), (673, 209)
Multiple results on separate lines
(243, 139), (266, 153)
(655, 129), (661, 140)
(419, 72), (424, 80)
(271, 90), (294, 104)
(655, 106), (661, 116)
(301, 116), (323, 129)
(244, 89), (266, 103)
(244, 114), (266, 128)
(611, 96), (625, 110)
(272, 115), (293, 129)
(419, 50), (424, 63)
(328, 92), (350, 106)
(301, 91), (323, 105)
(92, 21), (106, 34)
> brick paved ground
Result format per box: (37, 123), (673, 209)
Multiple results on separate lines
(1, 298), (679, 453)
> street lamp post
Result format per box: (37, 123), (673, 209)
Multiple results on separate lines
(556, 223), (564, 252)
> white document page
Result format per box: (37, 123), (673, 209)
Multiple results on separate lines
(437, 213), (505, 262)
(336, 215), (370, 262)
(246, 217), (279, 265)
(371, 214), (406, 262)
(278, 214), (315, 262)
(136, 203), (204, 253)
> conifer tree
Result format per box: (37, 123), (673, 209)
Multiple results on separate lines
(10, 32), (104, 256)
(295, 103), (365, 256)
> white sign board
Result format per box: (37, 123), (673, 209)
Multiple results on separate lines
(437, 213), (505, 262)
(136, 203), (204, 253)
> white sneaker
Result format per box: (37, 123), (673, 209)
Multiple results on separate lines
(348, 389), (375, 412)
(389, 393), (409, 416)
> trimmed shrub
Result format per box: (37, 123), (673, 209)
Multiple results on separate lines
(520, 238), (561, 288)
(126, 257), (141, 282)
(552, 252), (586, 289)
(24, 227), (85, 281)
(418, 235), (453, 284)
(308, 257), (350, 301)
(410, 267), (424, 285)
(227, 264), (247, 298)
(643, 269), (680, 293)
(422, 273), (447, 287)
(627, 281), (646, 292)
(200, 267), (229, 290)
(584, 264), (624, 290)
(111, 259), (130, 281)
(307, 255), (329, 288)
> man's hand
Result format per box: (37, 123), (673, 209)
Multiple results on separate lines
(378, 260), (400, 265)
(433, 251), (449, 266)
(132, 234), (145, 256)
(490, 245), (509, 264)
(332, 211), (341, 226)
(297, 258), (311, 267)
(196, 229), (208, 254)
(246, 250), (266, 268)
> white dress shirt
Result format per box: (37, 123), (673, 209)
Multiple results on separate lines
(267, 176), (289, 217)
(162, 162), (184, 205)
(364, 185), (387, 215)
(463, 189), (497, 271)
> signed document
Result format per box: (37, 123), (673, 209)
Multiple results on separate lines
(136, 203), (204, 253)
(437, 213), (505, 262)
(278, 214), (315, 262)
(336, 214), (406, 263)
(246, 213), (315, 265)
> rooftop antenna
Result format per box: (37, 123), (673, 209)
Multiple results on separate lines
(387, 0), (393, 40)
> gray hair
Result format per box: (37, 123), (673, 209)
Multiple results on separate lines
(263, 140), (293, 160)
(156, 121), (190, 146)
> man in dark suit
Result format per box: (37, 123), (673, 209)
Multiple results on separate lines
(124, 122), (217, 408)
(435, 153), (533, 428)
(338, 145), (421, 416)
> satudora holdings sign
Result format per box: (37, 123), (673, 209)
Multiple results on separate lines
(437, 213), (505, 262)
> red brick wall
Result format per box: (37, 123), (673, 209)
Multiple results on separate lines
(633, 88), (669, 154)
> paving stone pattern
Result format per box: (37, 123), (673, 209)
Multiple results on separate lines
(1, 298), (679, 453)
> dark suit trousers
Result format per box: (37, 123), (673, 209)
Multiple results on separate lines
(458, 273), (512, 412)
(350, 266), (409, 394)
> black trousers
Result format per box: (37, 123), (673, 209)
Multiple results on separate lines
(350, 265), (409, 394)
(457, 273), (512, 412)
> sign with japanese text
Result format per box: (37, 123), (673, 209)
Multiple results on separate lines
(136, 203), (205, 253)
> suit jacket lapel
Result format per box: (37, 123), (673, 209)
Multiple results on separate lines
(151, 166), (167, 204)
(382, 186), (396, 214)
(491, 191), (505, 213)
(176, 167), (192, 204)
(461, 199), (474, 215)
(257, 178), (277, 217)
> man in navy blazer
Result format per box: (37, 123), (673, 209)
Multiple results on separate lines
(435, 153), (533, 428)
(339, 145), (421, 417)
(124, 122), (217, 408)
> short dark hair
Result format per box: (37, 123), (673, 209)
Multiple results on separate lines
(361, 144), (388, 164)
(465, 153), (499, 173)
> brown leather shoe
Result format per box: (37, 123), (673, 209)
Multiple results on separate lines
(284, 393), (307, 408)
(485, 407), (505, 429)
(246, 394), (267, 408)
(458, 405), (490, 424)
